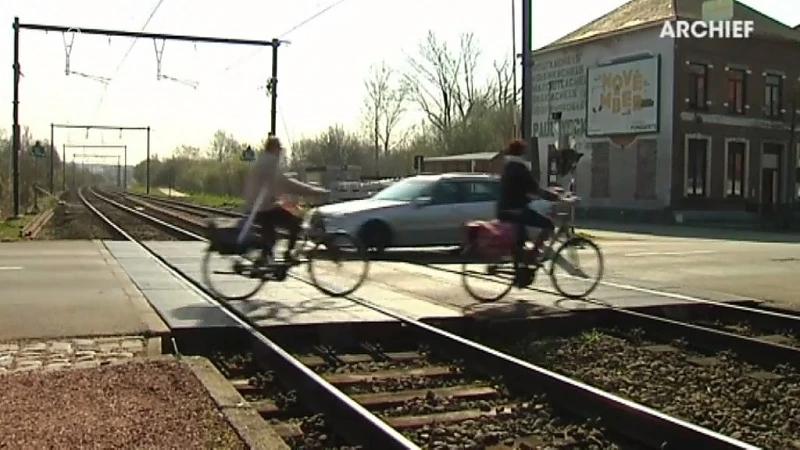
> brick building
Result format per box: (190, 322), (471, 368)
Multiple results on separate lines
(674, 7), (800, 221)
(532, 0), (800, 223)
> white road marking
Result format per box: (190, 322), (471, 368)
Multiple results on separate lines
(0, 266), (23, 270)
(624, 250), (717, 257)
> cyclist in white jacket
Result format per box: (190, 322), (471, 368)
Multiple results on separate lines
(242, 136), (328, 262)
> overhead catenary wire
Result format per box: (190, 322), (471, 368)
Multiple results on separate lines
(221, 0), (352, 72)
(93, 0), (167, 112)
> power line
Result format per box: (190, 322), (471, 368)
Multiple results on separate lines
(221, 0), (351, 73)
(93, 0), (167, 111)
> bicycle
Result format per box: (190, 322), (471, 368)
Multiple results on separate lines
(201, 206), (370, 301)
(460, 195), (604, 302)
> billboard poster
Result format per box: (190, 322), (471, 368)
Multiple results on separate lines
(586, 56), (660, 136)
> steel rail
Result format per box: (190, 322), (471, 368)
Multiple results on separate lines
(377, 251), (800, 367)
(130, 192), (800, 331)
(80, 187), (417, 449)
(112, 190), (758, 449)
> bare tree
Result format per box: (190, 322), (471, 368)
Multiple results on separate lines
(404, 31), (488, 141)
(488, 58), (516, 109)
(362, 61), (407, 176)
(173, 144), (201, 160)
(206, 130), (242, 162)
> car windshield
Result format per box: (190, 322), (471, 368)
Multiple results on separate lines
(373, 178), (433, 201)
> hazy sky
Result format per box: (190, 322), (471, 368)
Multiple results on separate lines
(2, 0), (796, 164)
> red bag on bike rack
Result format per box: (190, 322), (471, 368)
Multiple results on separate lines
(463, 220), (515, 258)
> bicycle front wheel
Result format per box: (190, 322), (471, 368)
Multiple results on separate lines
(548, 236), (604, 299)
(307, 232), (370, 297)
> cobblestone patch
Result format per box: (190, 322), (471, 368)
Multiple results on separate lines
(0, 336), (149, 374)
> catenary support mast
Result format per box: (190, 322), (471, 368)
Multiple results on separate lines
(12, 17), (284, 214)
(62, 143), (127, 191)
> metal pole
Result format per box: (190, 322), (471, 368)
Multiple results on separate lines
(12, 17), (21, 217)
(71, 155), (75, 189)
(62, 144), (66, 192)
(18, 21), (280, 47)
(511, 0), (518, 136)
(269, 40), (279, 136)
(520, 0), (538, 181)
(117, 156), (122, 187)
(145, 127), (150, 193)
(33, 157), (38, 210)
(52, 124), (149, 130)
(49, 123), (54, 193)
(123, 145), (128, 189)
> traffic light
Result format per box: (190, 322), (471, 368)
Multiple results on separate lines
(556, 148), (584, 176)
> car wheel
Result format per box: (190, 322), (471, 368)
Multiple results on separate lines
(359, 220), (392, 253)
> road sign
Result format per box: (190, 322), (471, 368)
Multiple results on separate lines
(31, 141), (46, 159)
(241, 146), (255, 162)
(413, 155), (424, 172)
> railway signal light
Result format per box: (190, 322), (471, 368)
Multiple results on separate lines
(556, 148), (583, 176)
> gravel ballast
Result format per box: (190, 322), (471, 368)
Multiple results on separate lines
(0, 359), (245, 448)
(39, 191), (115, 240)
(308, 350), (635, 449)
(501, 329), (800, 449)
(89, 192), (180, 241)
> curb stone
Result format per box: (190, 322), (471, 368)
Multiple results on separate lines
(0, 335), (149, 374)
(184, 356), (291, 450)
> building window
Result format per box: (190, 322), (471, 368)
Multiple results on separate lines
(688, 63), (708, 110)
(685, 138), (708, 197)
(765, 74), (782, 118)
(634, 140), (657, 200)
(796, 143), (800, 200)
(727, 69), (746, 114)
(725, 141), (746, 197)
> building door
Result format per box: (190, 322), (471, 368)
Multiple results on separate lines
(760, 143), (783, 215)
(761, 168), (779, 214)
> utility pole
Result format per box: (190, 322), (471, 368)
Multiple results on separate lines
(11, 17), (21, 217)
(146, 126), (151, 192)
(50, 123), (55, 193)
(787, 83), (799, 229)
(511, 0), (518, 137)
(520, 0), (538, 181)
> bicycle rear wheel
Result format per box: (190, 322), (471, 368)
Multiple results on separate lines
(548, 236), (604, 299)
(461, 246), (516, 302)
(202, 246), (266, 301)
(307, 232), (369, 297)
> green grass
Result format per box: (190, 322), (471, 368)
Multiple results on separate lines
(0, 194), (59, 241)
(128, 184), (242, 207)
(0, 215), (30, 241)
(184, 192), (242, 207)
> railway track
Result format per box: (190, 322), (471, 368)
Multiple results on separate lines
(82, 188), (782, 448)
(124, 191), (800, 338)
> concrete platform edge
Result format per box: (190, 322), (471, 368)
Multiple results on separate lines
(94, 240), (171, 337)
(184, 356), (290, 450)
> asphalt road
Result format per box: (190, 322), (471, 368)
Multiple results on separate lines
(582, 225), (800, 308)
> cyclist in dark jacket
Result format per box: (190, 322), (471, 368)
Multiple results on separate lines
(497, 140), (563, 262)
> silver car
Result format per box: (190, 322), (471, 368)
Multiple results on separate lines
(310, 173), (500, 251)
